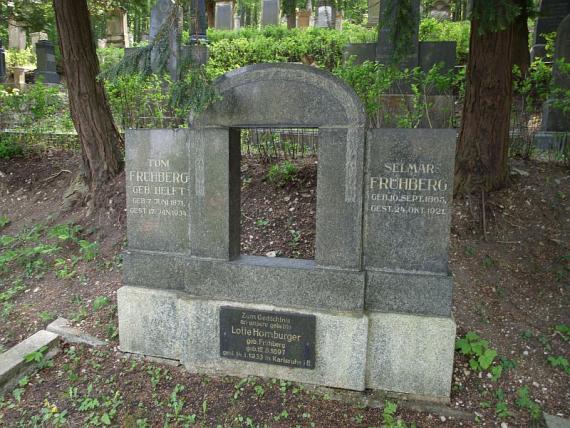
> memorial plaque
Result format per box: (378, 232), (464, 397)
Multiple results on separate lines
(220, 307), (316, 369)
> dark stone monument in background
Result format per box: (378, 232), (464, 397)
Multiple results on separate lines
(0, 40), (6, 84)
(534, 14), (570, 151)
(261, 0), (280, 26)
(343, 0), (456, 73)
(35, 40), (60, 84)
(190, 0), (208, 42)
(531, 0), (570, 59)
(215, 0), (234, 29)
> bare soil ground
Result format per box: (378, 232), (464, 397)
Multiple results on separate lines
(0, 151), (568, 427)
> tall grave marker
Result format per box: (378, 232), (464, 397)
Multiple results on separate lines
(119, 63), (457, 400)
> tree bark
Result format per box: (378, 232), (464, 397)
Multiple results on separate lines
(53, 0), (123, 207)
(511, 0), (530, 76)
(454, 7), (514, 195)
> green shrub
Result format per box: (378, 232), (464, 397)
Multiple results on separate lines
(5, 47), (36, 68)
(0, 134), (24, 159)
(97, 47), (125, 72)
(266, 160), (298, 185)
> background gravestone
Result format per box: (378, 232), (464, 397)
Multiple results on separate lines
(106, 8), (130, 48)
(215, 0), (234, 29)
(315, 5), (334, 28)
(542, 14), (570, 133)
(35, 40), (59, 84)
(8, 20), (26, 50)
(367, 0), (379, 27)
(533, 0), (570, 46)
(376, 0), (420, 68)
(261, 0), (280, 26)
(0, 40), (6, 83)
(150, 0), (183, 80)
(30, 32), (47, 53)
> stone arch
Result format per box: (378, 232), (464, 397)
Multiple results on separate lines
(191, 63), (366, 270)
(190, 63), (366, 128)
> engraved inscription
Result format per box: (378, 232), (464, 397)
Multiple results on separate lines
(368, 161), (449, 216)
(220, 307), (316, 369)
(127, 159), (189, 217)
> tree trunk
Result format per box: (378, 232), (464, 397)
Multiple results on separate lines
(454, 9), (514, 195)
(511, 0), (530, 76)
(53, 0), (123, 207)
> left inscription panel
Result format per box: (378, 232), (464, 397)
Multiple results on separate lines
(126, 129), (190, 252)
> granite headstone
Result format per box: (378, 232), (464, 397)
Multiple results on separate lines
(150, 0), (183, 80)
(315, 6), (334, 28)
(534, 0), (570, 45)
(261, 0), (280, 26)
(0, 40), (6, 83)
(106, 9), (130, 48)
(215, 1), (234, 29)
(35, 40), (59, 84)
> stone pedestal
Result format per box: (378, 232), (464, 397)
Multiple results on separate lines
(297, 10), (311, 28)
(215, 0), (234, 29)
(106, 9), (130, 48)
(261, 0), (280, 26)
(35, 40), (59, 84)
(13, 67), (26, 90)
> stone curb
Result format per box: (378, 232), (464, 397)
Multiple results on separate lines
(47, 317), (106, 347)
(0, 330), (59, 396)
(544, 413), (570, 428)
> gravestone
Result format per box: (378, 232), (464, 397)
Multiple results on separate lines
(0, 40), (6, 83)
(35, 40), (59, 84)
(315, 6), (334, 28)
(189, 0), (208, 42)
(8, 20), (26, 50)
(106, 8), (130, 48)
(533, 0), (570, 46)
(119, 63), (457, 400)
(261, 0), (280, 26)
(297, 10), (311, 28)
(30, 32), (47, 53)
(377, 0), (420, 67)
(150, 0), (183, 80)
(535, 14), (570, 150)
(215, 0), (234, 29)
(429, 0), (451, 20)
(367, 0), (380, 27)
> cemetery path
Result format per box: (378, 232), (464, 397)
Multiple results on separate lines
(0, 152), (568, 427)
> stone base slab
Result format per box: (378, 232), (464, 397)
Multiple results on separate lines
(118, 286), (456, 398)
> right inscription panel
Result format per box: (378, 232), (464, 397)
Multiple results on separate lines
(364, 129), (456, 273)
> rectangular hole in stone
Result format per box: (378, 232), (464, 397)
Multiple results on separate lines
(239, 127), (318, 260)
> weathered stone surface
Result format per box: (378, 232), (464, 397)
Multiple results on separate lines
(533, 0), (570, 45)
(0, 331), (59, 395)
(118, 286), (368, 390)
(47, 317), (106, 347)
(366, 270), (453, 317)
(192, 63), (366, 270)
(376, 0), (420, 68)
(315, 127), (364, 269)
(149, 0), (182, 80)
(214, 1), (234, 30)
(35, 40), (59, 84)
(364, 129), (456, 273)
(30, 32), (47, 53)
(188, 128), (240, 260)
(367, 0), (379, 27)
(106, 9), (130, 48)
(192, 63), (366, 129)
(419, 41), (456, 74)
(123, 251), (366, 311)
(366, 312), (455, 399)
(544, 413), (570, 428)
(8, 20), (26, 50)
(125, 129), (190, 253)
(118, 286), (181, 359)
(315, 6), (334, 28)
(261, 0), (280, 26)
(343, 43), (376, 65)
